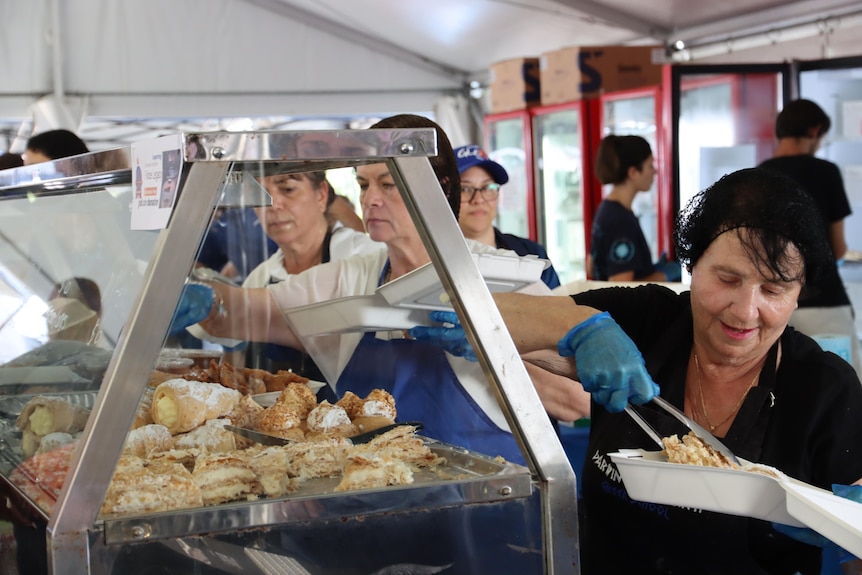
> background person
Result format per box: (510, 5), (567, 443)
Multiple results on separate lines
(235, 170), (381, 383)
(23, 129), (89, 164)
(759, 98), (862, 378)
(589, 134), (680, 282)
(455, 144), (560, 290)
(0, 152), (23, 170)
(480, 168), (862, 574)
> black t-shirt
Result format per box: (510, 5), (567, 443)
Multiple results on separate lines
(590, 199), (655, 280)
(758, 156), (851, 308)
(572, 285), (862, 575)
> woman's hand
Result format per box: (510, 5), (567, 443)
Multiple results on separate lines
(558, 311), (659, 412)
(408, 310), (476, 361)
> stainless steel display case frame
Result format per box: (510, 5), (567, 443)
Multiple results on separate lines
(0, 128), (579, 574)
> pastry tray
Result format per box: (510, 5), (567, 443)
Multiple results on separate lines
(284, 294), (433, 336)
(285, 253), (548, 337)
(376, 252), (547, 311)
(610, 449), (862, 557)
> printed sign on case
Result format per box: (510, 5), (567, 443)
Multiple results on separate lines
(130, 134), (184, 230)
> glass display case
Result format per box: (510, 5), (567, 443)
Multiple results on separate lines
(0, 130), (578, 575)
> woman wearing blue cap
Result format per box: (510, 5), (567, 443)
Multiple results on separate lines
(455, 145), (561, 289)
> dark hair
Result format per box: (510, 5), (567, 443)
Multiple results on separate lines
(674, 167), (832, 292)
(0, 152), (23, 170)
(51, 277), (102, 315)
(26, 129), (89, 160)
(776, 99), (831, 139)
(368, 114), (461, 219)
(595, 135), (652, 185)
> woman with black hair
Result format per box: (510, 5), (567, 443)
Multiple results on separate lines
(481, 167), (862, 573)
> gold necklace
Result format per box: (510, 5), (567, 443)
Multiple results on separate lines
(693, 353), (759, 432)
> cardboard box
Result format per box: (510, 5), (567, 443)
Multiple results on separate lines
(540, 45), (666, 105)
(489, 58), (541, 114)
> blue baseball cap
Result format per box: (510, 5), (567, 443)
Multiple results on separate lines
(454, 145), (509, 185)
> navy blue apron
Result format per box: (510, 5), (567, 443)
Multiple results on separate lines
(334, 261), (524, 465)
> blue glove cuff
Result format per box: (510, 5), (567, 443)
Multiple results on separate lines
(558, 311), (612, 357)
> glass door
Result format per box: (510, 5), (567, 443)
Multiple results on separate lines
(484, 111), (534, 240)
(532, 101), (598, 284)
(670, 64), (792, 216)
(601, 87), (663, 262)
(798, 55), (862, 337)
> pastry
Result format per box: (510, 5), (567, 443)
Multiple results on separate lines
(172, 419), (237, 453)
(364, 424), (446, 468)
(247, 446), (300, 497)
(282, 436), (352, 481)
(16, 396), (91, 457)
(123, 424), (173, 458)
(192, 452), (260, 505)
(151, 379), (242, 434)
(351, 389), (397, 433)
(257, 382), (317, 437)
(35, 432), (77, 455)
(335, 451), (413, 492)
(131, 388), (155, 429)
(101, 458), (203, 516)
(306, 401), (356, 437)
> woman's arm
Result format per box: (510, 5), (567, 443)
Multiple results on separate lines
(199, 284), (304, 350)
(523, 361), (590, 421)
(493, 292), (600, 354)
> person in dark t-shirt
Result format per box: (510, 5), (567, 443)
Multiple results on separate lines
(759, 98), (861, 377)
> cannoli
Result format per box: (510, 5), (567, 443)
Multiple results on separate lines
(131, 388), (155, 429)
(16, 396), (90, 457)
(17, 396), (90, 437)
(151, 379), (242, 434)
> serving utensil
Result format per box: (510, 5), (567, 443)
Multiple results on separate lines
(225, 421), (423, 447)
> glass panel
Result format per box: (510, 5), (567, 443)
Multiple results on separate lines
(801, 64), (862, 338)
(603, 95), (659, 261)
(678, 73), (782, 214)
(486, 117), (529, 238)
(0, 180), (164, 508)
(534, 109), (586, 284)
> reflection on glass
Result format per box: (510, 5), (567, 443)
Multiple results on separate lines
(604, 95), (659, 261)
(534, 110), (586, 284)
(486, 118), (528, 238)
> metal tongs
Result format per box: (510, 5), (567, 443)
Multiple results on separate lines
(625, 396), (741, 466)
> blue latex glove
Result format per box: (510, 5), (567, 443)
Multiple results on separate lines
(655, 252), (682, 282)
(168, 283), (214, 336)
(557, 311), (659, 412)
(408, 310), (477, 362)
(772, 484), (862, 569)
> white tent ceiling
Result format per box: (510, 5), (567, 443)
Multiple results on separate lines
(2, 0), (861, 151)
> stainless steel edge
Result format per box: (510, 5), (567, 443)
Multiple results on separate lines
(184, 128), (438, 164)
(102, 471), (533, 545)
(0, 147), (131, 195)
(389, 156), (580, 574)
(48, 162), (230, 575)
